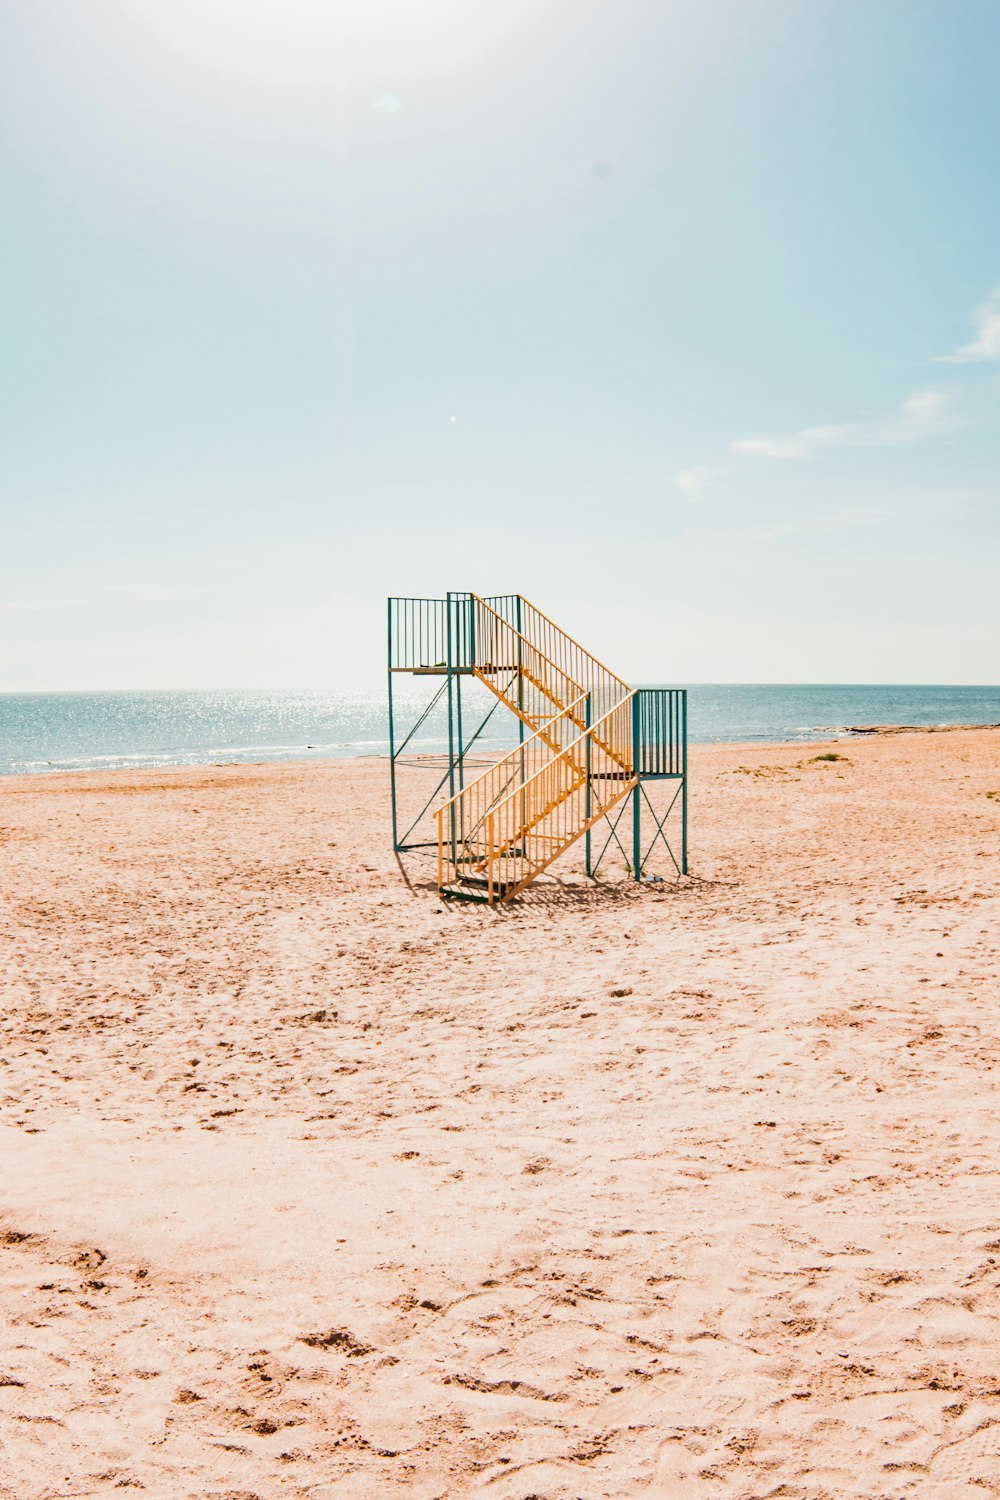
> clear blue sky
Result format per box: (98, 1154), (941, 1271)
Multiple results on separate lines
(2, 0), (998, 689)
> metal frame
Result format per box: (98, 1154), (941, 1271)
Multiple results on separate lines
(389, 593), (688, 896)
(388, 593), (513, 854)
(586, 688), (688, 881)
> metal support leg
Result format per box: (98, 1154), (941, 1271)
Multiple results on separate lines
(446, 592), (457, 866)
(632, 693), (641, 879)
(585, 693), (592, 876)
(388, 599), (399, 851)
(516, 595), (526, 838)
(456, 671), (464, 793)
(681, 689), (688, 874)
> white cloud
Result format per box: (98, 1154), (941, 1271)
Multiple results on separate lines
(104, 584), (182, 602)
(731, 436), (808, 460)
(889, 389), (956, 438)
(758, 506), (883, 541)
(370, 93), (405, 116)
(1, 586), (187, 617)
(732, 387), (960, 462)
(937, 290), (1000, 363)
(0, 598), (77, 614)
(675, 464), (732, 497)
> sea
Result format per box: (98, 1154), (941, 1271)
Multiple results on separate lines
(1, 683), (998, 777)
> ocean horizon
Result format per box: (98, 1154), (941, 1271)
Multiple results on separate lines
(1, 683), (998, 777)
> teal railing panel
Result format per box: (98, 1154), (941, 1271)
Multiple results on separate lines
(388, 594), (474, 672)
(634, 687), (686, 778)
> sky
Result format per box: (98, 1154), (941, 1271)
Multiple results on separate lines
(2, 0), (999, 690)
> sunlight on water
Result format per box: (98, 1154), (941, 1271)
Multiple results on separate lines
(1, 683), (998, 776)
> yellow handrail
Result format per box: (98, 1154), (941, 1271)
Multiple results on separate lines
(470, 593), (630, 767)
(471, 595), (588, 756)
(437, 692), (636, 903)
(516, 594), (631, 708)
(435, 691), (591, 894)
(433, 593), (641, 903)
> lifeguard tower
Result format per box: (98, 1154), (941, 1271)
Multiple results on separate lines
(388, 592), (687, 904)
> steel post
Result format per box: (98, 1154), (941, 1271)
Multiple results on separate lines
(387, 598), (399, 851)
(631, 693), (641, 879)
(446, 592), (457, 865)
(456, 669), (465, 793)
(516, 594), (527, 836)
(681, 688), (688, 875)
(585, 692), (592, 876)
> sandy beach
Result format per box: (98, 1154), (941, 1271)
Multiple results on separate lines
(2, 728), (999, 1499)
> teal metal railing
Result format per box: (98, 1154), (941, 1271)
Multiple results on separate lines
(388, 593), (689, 892)
(634, 688), (687, 778)
(388, 594), (474, 673)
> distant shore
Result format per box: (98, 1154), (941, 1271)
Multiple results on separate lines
(4, 715), (1000, 777)
(845, 720), (1000, 734)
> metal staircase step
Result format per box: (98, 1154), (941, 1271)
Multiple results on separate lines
(440, 874), (511, 903)
(433, 592), (643, 903)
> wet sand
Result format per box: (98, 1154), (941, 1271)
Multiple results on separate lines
(2, 729), (1000, 1498)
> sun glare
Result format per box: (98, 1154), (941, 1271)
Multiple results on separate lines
(128, 0), (542, 87)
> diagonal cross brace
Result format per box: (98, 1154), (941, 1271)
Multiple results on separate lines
(636, 778), (683, 878)
(588, 778), (683, 878)
(396, 686), (513, 848)
(588, 792), (634, 874)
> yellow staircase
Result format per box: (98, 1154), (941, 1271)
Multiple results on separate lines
(435, 595), (638, 904)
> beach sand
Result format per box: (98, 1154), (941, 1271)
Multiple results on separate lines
(2, 728), (999, 1499)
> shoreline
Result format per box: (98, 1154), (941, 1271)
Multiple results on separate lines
(4, 717), (1000, 783)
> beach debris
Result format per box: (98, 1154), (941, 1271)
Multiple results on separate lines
(0, 1229), (34, 1247)
(247, 1417), (281, 1435)
(846, 722), (1000, 735)
(73, 1247), (106, 1272)
(299, 1327), (373, 1357)
(283, 1008), (337, 1026)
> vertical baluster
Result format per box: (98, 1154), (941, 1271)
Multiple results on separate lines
(486, 812), (495, 906)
